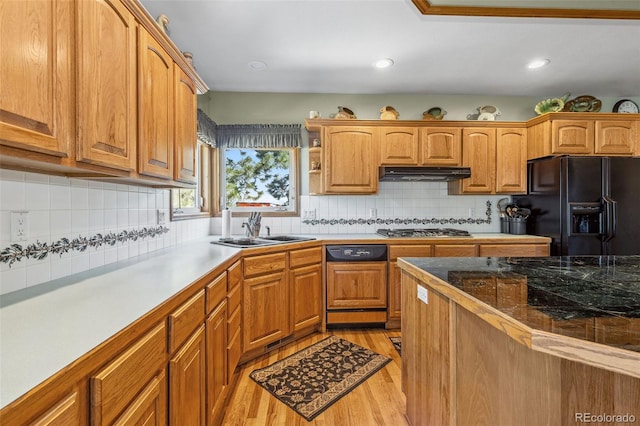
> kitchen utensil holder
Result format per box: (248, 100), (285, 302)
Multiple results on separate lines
(500, 217), (510, 234)
(508, 217), (527, 235)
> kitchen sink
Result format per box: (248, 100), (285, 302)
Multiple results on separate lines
(212, 235), (315, 248)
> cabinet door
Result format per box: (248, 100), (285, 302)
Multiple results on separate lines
(388, 261), (402, 321)
(323, 126), (378, 194)
(206, 301), (227, 425)
(457, 128), (495, 194)
(243, 271), (290, 351)
(169, 325), (206, 426)
(379, 127), (419, 165)
(0, 0), (72, 157)
(30, 392), (80, 426)
(419, 127), (461, 166)
(290, 263), (322, 331)
(495, 127), (527, 194)
(138, 27), (173, 179)
(76, 0), (137, 171)
(112, 372), (167, 426)
(594, 120), (636, 155)
(326, 262), (387, 309)
(551, 120), (593, 154)
(173, 66), (198, 184)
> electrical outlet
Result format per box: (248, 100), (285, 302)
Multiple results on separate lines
(468, 207), (476, 218)
(11, 211), (29, 242)
(369, 208), (377, 219)
(157, 209), (166, 225)
(303, 209), (316, 220)
(417, 285), (428, 304)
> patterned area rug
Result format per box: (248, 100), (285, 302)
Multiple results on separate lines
(249, 335), (391, 421)
(389, 336), (401, 355)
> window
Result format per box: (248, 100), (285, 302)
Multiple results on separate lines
(221, 147), (299, 216)
(171, 142), (212, 220)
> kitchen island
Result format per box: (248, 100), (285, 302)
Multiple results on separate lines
(398, 256), (640, 426)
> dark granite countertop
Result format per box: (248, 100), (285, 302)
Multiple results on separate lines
(400, 255), (640, 354)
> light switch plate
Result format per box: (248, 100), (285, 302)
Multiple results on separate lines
(157, 210), (166, 225)
(417, 285), (428, 304)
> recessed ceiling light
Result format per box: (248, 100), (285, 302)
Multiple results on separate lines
(248, 60), (267, 70)
(527, 59), (550, 69)
(374, 58), (394, 69)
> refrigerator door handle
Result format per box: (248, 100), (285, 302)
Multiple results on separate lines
(602, 196), (617, 242)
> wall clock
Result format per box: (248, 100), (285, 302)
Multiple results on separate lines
(612, 99), (639, 113)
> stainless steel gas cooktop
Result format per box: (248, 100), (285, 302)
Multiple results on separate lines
(376, 228), (471, 238)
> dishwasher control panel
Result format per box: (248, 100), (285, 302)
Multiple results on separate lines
(326, 245), (387, 262)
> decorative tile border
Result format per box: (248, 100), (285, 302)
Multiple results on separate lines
(0, 226), (170, 267)
(302, 201), (492, 226)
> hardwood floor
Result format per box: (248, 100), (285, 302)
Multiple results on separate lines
(221, 329), (408, 425)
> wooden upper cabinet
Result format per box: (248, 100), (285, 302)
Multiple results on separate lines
(0, 0), (73, 157)
(594, 119), (637, 155)
(419, 127), (461, 166)
(323, 126), (378, 194)
(379, 127), (419, 165)
(451, 128), (495, 194)
(138, 27), (173, 179)
(551, 119), (593, 154)
(173, 66), (198, 184)
(76, 0), (137, 171)
(495, 127), (527, 194)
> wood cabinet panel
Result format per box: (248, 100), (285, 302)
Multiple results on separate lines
(419, 127), (461, 165)
(0, 0), (72, 157)
(388, 262), (402, 321)
(167, 290), (205, 354)
(243, 252), (287, 277)
(112, 371), (166, 426)
(290, 263), (322, 331)
(379, 127), (419, 165)
(30, 392), (80, 426)
(459, 128), (495, 193)
(226, 314), (242, 380)
(173, 65), (198, 183)
(323, 126), (378, 194)
(243, 271), (290, 351)
(495, 127), (527, 194)
(91, 323), (166, 426)
(388, 244), (433, 260)
(227, 260), (242, 292)
(206, 301), (227, 425)
(594, 120), (637, 155)
(551, 119), (593, 154)
(434, 244), (477, 257)
(76, 0), (137, 171)
(479, 244), (549, 257)
(138, 27), (173, 179)
(289, 246), (323, 268)
(169, 325), (206, 426)
(326, 262), (387, 309)
(205, 272), (227, 315)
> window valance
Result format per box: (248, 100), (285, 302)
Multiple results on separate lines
(197, 108), (217, 147)
(217, 124), (301, 148)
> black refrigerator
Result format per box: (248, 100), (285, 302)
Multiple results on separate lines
(512, 156), (640, 256)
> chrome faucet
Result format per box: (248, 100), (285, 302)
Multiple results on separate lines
(242, 212), (262, 238)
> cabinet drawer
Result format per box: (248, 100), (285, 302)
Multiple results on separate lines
(479, 244), (549, 257)
(434, 244), (477, 257)
(389, 245), (433, 260)
(227, 281), (241, 313)
(227, 260), (242, 292)
(243, 252), (287, 277)
(206, 272), (227, 314)
(290, 246), (322, 268)
(91, 323), (166, 426)
(168, 290), (205, 353)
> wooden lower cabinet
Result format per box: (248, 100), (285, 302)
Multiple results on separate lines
(290, 263), (323, 331)
(114, 372), (166, 426)
(91, 323), (167, 425)
(206, 301), (227, 425)
(243, 271), (291, 351)
(169, 325), (206, 426)
(30, 392), (80, 426)
(226, 260), (243, 379)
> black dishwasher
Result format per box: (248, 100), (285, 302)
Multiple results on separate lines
(325, 245), (388, 326)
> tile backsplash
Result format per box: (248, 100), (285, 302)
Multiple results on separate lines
(0, 170), (210, 295)
(212, 181), (507, 237)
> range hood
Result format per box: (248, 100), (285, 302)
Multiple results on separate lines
(378, 166), (471, 182)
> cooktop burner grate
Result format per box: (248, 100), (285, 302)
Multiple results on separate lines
(376, 228), (471, 238)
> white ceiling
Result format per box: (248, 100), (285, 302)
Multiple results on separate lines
(140, 0), (640, 97)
